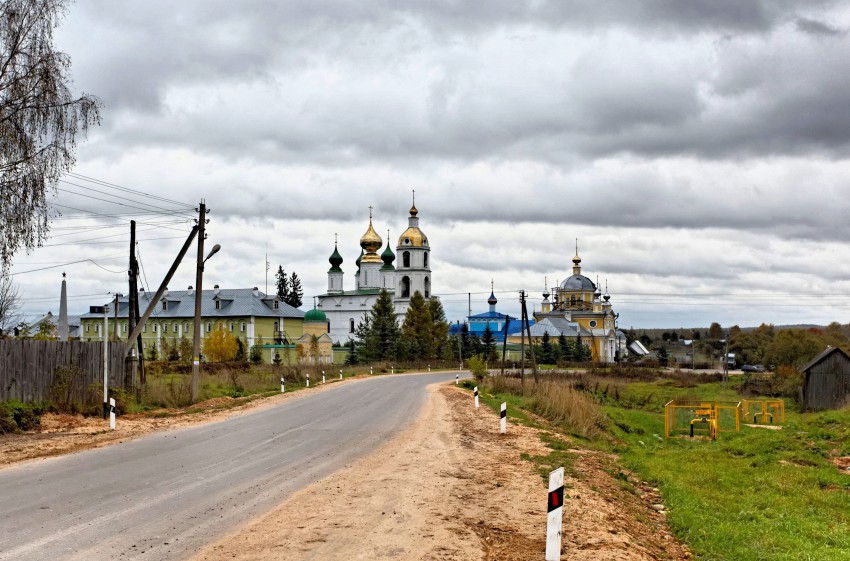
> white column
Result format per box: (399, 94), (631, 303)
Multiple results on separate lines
(546, 467), (565, 560)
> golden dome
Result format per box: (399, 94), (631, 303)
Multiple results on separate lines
(360, 219), (383, 262)
(398, 226), (428, 247)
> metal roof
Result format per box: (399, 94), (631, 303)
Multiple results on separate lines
(79, 288), (304, 320)
(559, 274), (596, 291)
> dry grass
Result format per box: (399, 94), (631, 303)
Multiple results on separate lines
(486, 375), (609, 440)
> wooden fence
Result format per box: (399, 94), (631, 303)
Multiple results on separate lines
(0, 340), (131, 405)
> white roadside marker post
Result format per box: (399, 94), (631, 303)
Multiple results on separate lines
(306, 373), (310, 387)
(500, 402), (507, 434)
(322, 370), (325, 384)
(474, 386), (479, 409)
(391, 366), (394, 375)
(456, 372), (459, 385)
(546, 467), (565, 561)
(109, 398), (116, 431)
(339, 370), (343, 380)
(280, 377), (285, 393)
(370, 366), (373, 375)
(428, 364), (431, 372)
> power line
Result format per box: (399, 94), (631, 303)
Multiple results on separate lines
(56, 184), (194, 216)
(9, 253), (127, 276)
(66, 171), (195, 209)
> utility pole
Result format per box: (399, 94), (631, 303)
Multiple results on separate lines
(500, 314), (510, 375)
(519, 291), (525, 385)
(102, 303), (109, 419)
(192, 201), (208, 403)
(519, 290), (539, 384)
(112, 293), (119, 341)
(455, 320), (464, 369)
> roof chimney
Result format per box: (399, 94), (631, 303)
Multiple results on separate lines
(187, 285), (194, 296)
(163, 286), (168, 298)
(253, 286), (260, 297)
(213, 284), (220, 296)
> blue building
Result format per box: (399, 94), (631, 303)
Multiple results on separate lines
(449, 284), (530, 343)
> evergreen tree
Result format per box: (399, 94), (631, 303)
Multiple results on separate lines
(401, 291), (433, 360)
(345, 338), (359, 365)
(428, 299), (450, 359)
(481, 324), (496, 362)
(556, 333), (568, 362)
(540, 331), (556, 365)
(234, 337), (245, 361)
(460, 323), (470, 360)
(286, 272), (304, 308)
(358, 289), (400, 361)
(275, 266), (289, 300)
(468, 333), (483, 358)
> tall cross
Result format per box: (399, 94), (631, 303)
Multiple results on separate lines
(491, 279), (494, 292)
(369, 205), (373, 220)
(412, 189), (415, 205)
(334, 233), (338, 245)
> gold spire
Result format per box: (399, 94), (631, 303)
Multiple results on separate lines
(360, 207), (383, 262)
(409, 189), (418, 217)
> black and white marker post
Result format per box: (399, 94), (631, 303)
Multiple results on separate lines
(474, 386), (479, 409)
(280, 377), (285, 393)
(339, 369), (343, 380)
(500, 402), (507, 433)
(546, 467), (565, 560)
(109, 398), (116, 431)
(456, 372), (459, 385)
(322, 370), (325, 384)
(306, 373), (310, 387)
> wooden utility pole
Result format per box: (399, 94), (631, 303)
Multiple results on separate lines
(112, 293), (119, 341)
(500, 314), (510, 375)
(192, 202), (209, 402)
(519, 291), (525, 385)
(520, 290), (538, 383)
(128, 220), (145, 385)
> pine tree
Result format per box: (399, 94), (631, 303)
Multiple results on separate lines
(358, 289), (400, 361)
(556, 333), (568, 362)
(275, 266), (289, 300)
(401, 291), (433, 360)
(468, 333), (483, 358)
(428, 299), (450, 359)
(345, 338), (359, 365)
(286, 272), (304, 308)
(481, 324), (496, 362)
(540, 331), (556, 365)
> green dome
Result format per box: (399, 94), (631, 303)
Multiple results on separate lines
(328, 243), (343, 271)
(355, 248), (364, 270)
(380, 240), (395, 270)
(304, 308), (327, 323)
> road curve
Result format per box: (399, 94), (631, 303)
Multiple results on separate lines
(0, 372), (463, 561)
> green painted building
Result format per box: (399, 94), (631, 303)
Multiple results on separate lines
(80, 286), (304, 362)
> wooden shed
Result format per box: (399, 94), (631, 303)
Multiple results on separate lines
(800, 346), (850, 411)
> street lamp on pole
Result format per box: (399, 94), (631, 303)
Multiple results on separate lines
(191, 200), (219, 402)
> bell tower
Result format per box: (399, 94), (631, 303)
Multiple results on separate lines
(395, 192), (431, 314)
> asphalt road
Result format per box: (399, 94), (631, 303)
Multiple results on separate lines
(0, 371), (464, 561)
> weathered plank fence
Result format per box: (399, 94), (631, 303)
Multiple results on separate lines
(0, 340), (130, 405)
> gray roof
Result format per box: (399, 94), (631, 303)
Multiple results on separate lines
(509, 317), (586, 338)
(80, 288), (304, 320)
(801, 346), (850, 373)
(560, 274), (596, 291)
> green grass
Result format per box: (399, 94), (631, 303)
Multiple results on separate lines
(610, 394), (850, 561)
(469, 375), (850, 561)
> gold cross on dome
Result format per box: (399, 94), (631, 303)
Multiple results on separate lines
(369, 206), (373, 220)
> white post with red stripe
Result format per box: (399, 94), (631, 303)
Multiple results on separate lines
(546, 467), (565, 561)
(500, 402), (507, 433)
(474, 386), (479, 409)
(109, 398), (116, 431)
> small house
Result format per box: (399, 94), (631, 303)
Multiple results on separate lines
(801, 346), (850, 411)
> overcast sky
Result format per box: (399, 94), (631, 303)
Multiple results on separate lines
(9, 0), (850, 330)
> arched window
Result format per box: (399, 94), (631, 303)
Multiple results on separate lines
(401, 276), (410, 298)
(424, 276), (430, 298)
(402, 251), (411, 268)
(423, 253), (428, 268)
(350, 319), (355, 332)
(273, 322), (278, 332)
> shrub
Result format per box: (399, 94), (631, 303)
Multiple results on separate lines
(467, 354), (489, 384)
(0, 401), (45, 433)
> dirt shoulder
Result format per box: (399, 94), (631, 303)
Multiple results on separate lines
(190, 385), (690, 561)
